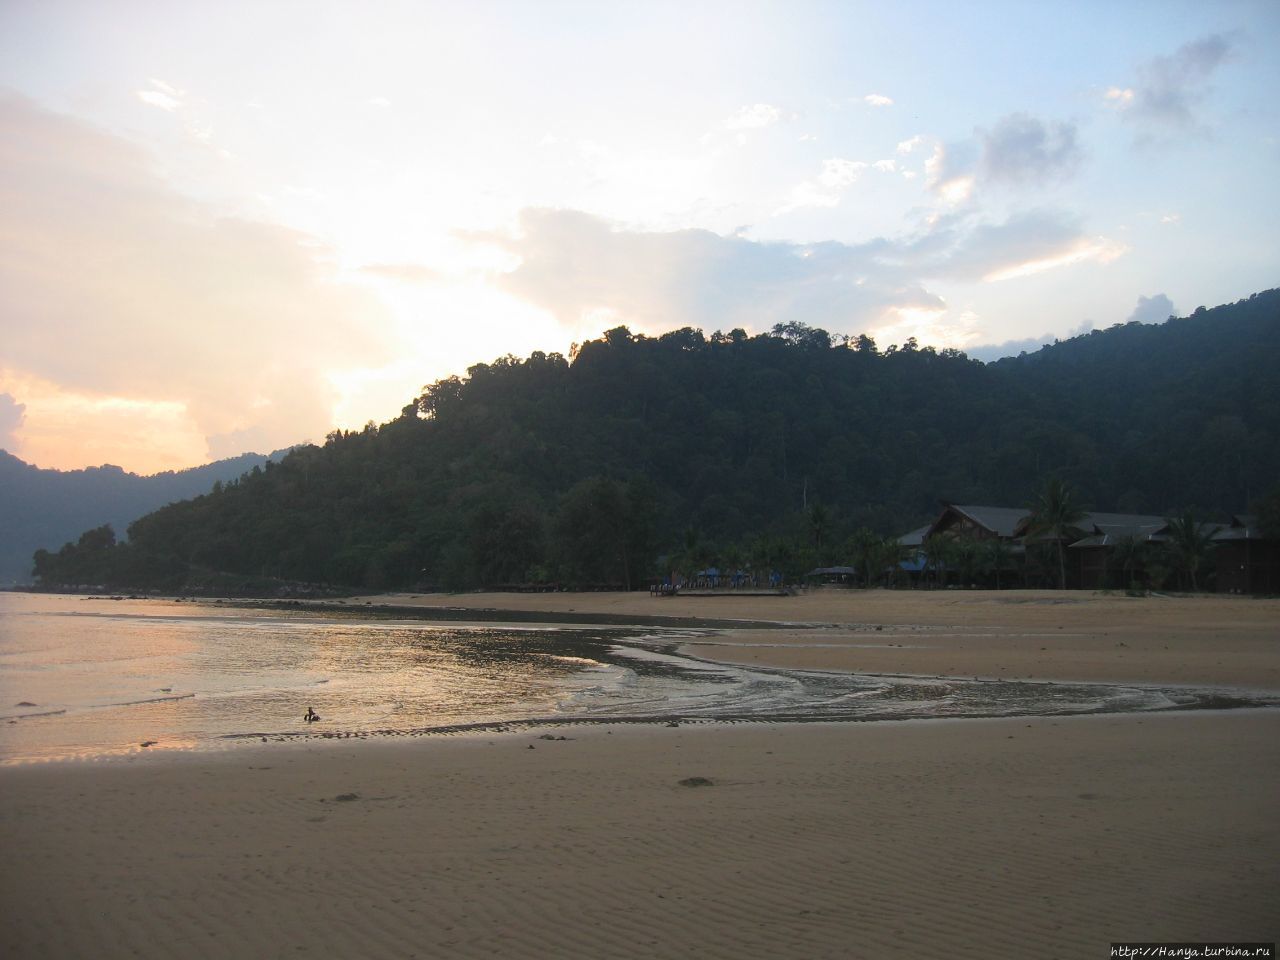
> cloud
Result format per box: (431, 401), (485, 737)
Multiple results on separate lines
(0, 93), (391, 468)
(979, 113), (1081, 185)
(863, 94), (894, 107)
(472, 208), (943, 336)
(0, 392), (25, 450)
(924, 141), (977, 206)
(923, 113), (1080, 208)
(819, 158), (868, 188)
(724, 103), (782, 130)
(1126, 292), (1175, 324)
(1111, 34), (1233, 132)
(776, 157), (871, 213)
(467, 207), (1124, 340)
(965, 321), (1094, 362)
(909, 209), (1126, 283)
(783, 150), (920, 216)
(978, 237), (1127, 282)
(1103, 87), (1135, 109)
(135, 78), (184, 112)
(358, 262), (441, 283)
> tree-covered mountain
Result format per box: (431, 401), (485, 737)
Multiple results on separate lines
(29, 289), (1280, 593)
(0, 448), (290, 584)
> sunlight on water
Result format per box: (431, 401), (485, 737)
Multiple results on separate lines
(1, 593), (1273, 764)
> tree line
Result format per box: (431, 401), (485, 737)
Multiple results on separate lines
(29, 289), (1280, 594)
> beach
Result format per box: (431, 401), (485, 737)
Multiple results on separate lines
(350, 588), (1280, 689)
(3, 590), (1278, 958)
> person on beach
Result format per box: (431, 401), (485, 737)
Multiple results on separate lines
(304, 706), (320, 723)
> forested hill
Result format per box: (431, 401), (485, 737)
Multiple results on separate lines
(0, 449), (288, 584)
(30, 288), (1280, 593)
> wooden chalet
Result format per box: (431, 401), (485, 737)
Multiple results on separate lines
(1064, 516), (1169, 589)
(926, 503), (1027, 542)
(901, 501), (1278, 593)
(1212, 515), (1280, 594)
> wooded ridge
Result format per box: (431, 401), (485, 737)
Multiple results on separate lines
(28, 289), (1280, 593)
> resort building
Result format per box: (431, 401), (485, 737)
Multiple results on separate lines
(900, 501), (1278, 594)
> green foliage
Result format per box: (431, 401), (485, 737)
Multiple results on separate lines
(553, 476), (657, 589)
(28, 289), (1280, 592)
(32, 524), (119, 587)
(1162, 511), (1220, 592)
(1027, 477), (1087, 589)
(1108, 534), (1150, 591)
(981, 537), (1015, 589)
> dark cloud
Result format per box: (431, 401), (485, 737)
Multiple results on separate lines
(1125, 34), (1233, 131)
(0, 393), (25, 450)
(979, 113), (1081, 185)
(1126, 293), (1176, 325)
(925, 113), (1080, 201)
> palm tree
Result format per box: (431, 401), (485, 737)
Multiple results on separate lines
(1027, 477), (1087, 589)
(1163, 511), (1220, 592)
(923, 536), (957, 588)
(845, 527), (879, 587)
(952, 535), (982, 587)
(982, 537), (1013, 590)
(1109, 534), (1148, 591)
(868, 537), (906, 588)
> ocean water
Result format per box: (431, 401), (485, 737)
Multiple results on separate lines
(1, 593), (1271, 764)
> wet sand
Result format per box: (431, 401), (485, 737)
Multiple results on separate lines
(2, 589), (1277, 958)
(351, 588), (1280, 689)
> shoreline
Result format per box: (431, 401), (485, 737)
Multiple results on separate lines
(3, 590), (1276, 957)
(340, 588), (1280, 690)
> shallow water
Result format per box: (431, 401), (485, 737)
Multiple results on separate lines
(1, 593), (1273, 763)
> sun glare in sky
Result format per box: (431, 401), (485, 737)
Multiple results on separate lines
(1, 0), (1277, 473)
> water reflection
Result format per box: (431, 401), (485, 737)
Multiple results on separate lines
(1, 594), (1276, 764)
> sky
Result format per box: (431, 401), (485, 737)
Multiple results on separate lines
(1, 0), (1278, 474)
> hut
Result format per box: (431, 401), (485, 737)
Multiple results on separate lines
(1212, 515), (1280, 594)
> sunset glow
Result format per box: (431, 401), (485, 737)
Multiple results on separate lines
(2, 1), (1277, 473)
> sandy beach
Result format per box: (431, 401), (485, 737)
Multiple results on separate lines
(3, 589), (1278, 959)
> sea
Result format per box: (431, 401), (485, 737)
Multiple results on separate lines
(1, 592), (1273, 764)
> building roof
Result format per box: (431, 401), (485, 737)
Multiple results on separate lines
(938, 503), (1029, 538)
(1069, 519), (1169, 547)
(898, 524), (931, 547)
(1019, 510), (1166, 539)
(902, 503), (1268, 548)
(1211, 516), (1267, 541)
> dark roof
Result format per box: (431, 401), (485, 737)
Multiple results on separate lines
(1071, 519), (1169, 546)
(940, 504), (1028, 537)
(898, 524), (931, 547)
(1020, 510), (1166, 539)
(1212, 516), (1270, 541)
(906, 503), (1265, 547)
(1071, 518), (1232, 548)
